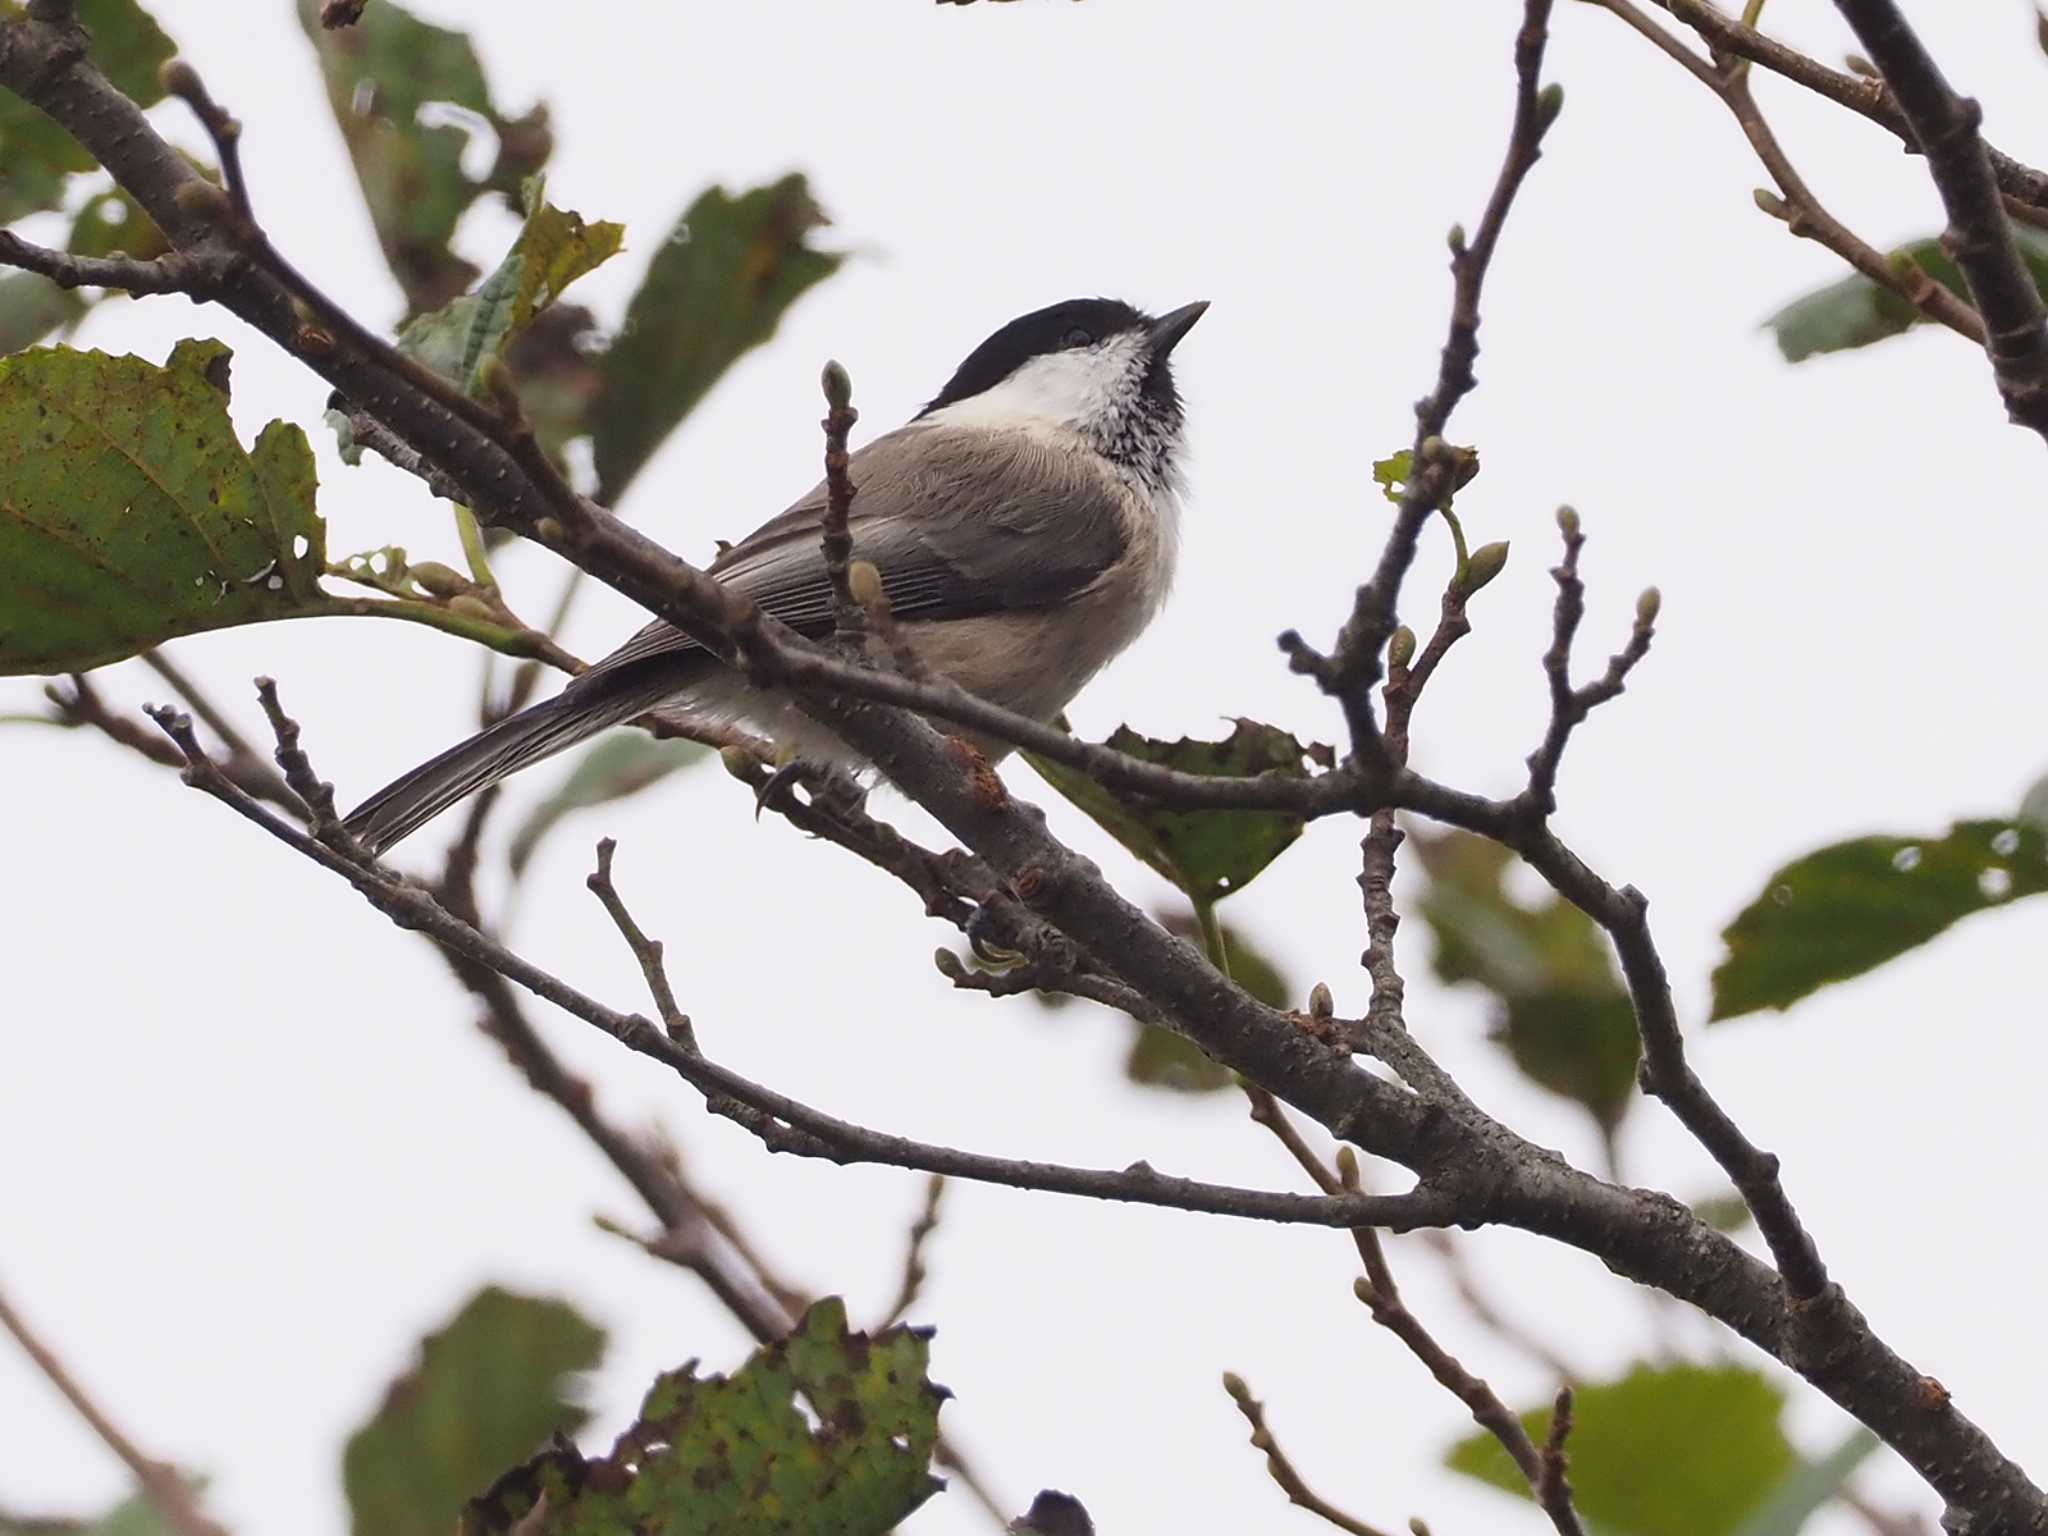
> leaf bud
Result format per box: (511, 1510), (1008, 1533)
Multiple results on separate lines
(820, 358), (853, 411)
(1386, 625), (1417, 672)
(1535, 82), (1565, 133)
(1555, 505), (1580, 539)
(407, 561), (468, 598)
(848, 559), (883, 607)
(1458, 539), (1511, 597)
(1636, 585), (1662, 626)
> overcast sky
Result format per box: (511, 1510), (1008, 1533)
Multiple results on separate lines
(6, 3), (2046, 1533)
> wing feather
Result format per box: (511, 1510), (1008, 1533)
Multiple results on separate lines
(572, 424), (1126, 689)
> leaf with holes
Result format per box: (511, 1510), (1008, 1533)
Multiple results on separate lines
(591, 175), (842, 503)
(0, 0), (174, 223)
(1409, 828), (1640, 1132)
(459, 1297), (944, 1536)
(295, 0), (551, 313)
(1766, 230), (2048, 361)
(1710, 819), (2048, 1021)
(344, 1286), (603, 1536)
(1024, 720), (1316, 907)
(1446, 1363), (1797, 1536)
(508, 731), (709, 875)
(0, 340), (337, 674)
(396, 177), (623, 396)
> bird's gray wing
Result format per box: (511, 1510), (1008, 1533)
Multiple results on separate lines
(572, 424), (1126, 688)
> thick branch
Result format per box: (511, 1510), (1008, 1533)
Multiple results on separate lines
(1825, 0), (2048, 438)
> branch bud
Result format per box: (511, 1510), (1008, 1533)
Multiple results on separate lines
(1220, 1371), (1249, 1401)
(1636, 585), (1662, 626)
(933, 948), (969, 982)
(1752, 187), (1790, 222)
(1386, 625), (1416, 672)
(1446, 222), (1467, 255)
(1308, 981), (1334, 1019)
(1555, 505), (1580, 540)
(1334, 1145), (1359, 1188)
(1843, 51), (1877, 78)
(1534, 82), (1565, 134)
(157, 57), (202, 100)
(820, 358), (854, 412)
(172, 179), (233, 224)
(407, 560), (468, 598)
(847, 559), (883, 607)
(1457, 539), (1510, 597)
(446, 595), (496, 621)
(476, 354), (521, 415)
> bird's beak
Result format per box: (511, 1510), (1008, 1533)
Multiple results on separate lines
(1147, 300), (1209, 359)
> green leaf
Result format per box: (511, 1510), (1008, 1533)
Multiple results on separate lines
(0, 273), (87, 355)
(1370, 442), (1480, 508)
(0, 0), (174, 223)
(1410, 829), (1640, 1132)
(1445, 1363), (1797, 1536)
(1024, 719), (1317, 906)
(0, 340), (334, 675)
(344, 1285), (604, 1536)
(508, 731), (709, 875)
(396, 177), (623, 396)
(295, 0), (551, 313)
(1710, 819), (2048, 1021)
(1766, 230), (2048, 361)
(1729, 1427), (1880, 1536)
(459, 1296), (944, 1536)
(591, 175), (842, 504)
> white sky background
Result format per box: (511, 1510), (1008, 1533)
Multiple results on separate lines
(4, 2), (2046, 1532)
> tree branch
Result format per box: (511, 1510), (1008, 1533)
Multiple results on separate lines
(1223, 1371), (1395, 1536)
(1824, 0), (2048, 438)
(0, 1279), (229, 1536)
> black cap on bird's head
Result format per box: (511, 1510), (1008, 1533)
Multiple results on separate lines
(917, 299), (1208, 481)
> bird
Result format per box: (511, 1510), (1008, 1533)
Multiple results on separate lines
(344, 295), (1208, 855)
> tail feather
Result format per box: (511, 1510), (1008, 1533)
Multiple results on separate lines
(345, 674), (675, 855)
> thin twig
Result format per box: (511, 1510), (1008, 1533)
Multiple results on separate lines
(818, 360), (863, 642)
(587, 838), (699, 1054)
(0, 229), (217, 295)
(143, 689), (1455, 1232)
(0, 1279), (229, 1536)
(1222, 1373), (1396, 1536)
(1521, 510), (1657, 814)
(1587, 0), (1985, 347)
(1294, 0), (1559, 764)
(1537, 1387), (1579, 1533)
(881, 1175), (946, 1326)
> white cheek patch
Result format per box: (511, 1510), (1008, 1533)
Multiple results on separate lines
(925, 335), (1146, 434)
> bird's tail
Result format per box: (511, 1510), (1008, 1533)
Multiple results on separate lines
(343, 671), (680, 856)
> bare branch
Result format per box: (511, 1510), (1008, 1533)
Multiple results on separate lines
(0, 228), (220, 296)
(1537, 1388), (1579, 1533)
(1588, 0), (1986, 348)
(1223, 1372), (1396, 1536)
(587, 838), (699, 1055)
(818, 360), (863, 642)
(881, 1174), (946, 1327)
(1825, 0), (2048, 438)
(1522, 510), (1657, 814)
(1297, 0), (1560, 763)
(142, 689), (1455, 1233)
(0, 1279), (229, 1536)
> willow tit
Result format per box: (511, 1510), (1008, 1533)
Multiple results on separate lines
(345, 296), (1207, 854)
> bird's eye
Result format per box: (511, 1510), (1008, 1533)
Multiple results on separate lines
(1063, 326), (1094, 348)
